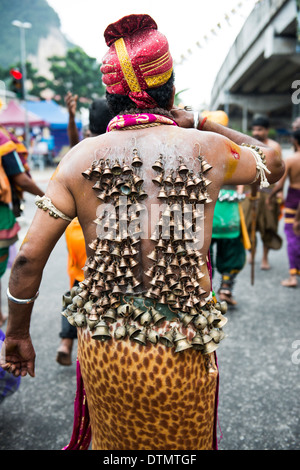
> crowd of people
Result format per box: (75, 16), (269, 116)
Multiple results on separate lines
(0, 13), (298, 450)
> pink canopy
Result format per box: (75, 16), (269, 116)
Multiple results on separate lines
(0, 100), (48, 127)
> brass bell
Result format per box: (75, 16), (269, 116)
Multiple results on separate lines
(220, 301), (228, 314)
(147, 249), (158, 262)
(170, 257), (180, 268)
(131, 151), (143, 167)
(214, 314), (228, 328)
(150, 307), (166, 326)
(86, 316), (99, 330)
(174, 175), (184, 187)
(110, 296), (121, 309)
(111, 161), (122, 175)
(119, 257), (128, 268)
(102, 308), (117, 323)
(159, 328), (174, 347)
(201, 160), (212, 173)
(132, 175), (144, 187)
(193, 314), (208, 330)
(132, 328), (147, 345)
(147, 328), (159, 344)
(122, 246), (132, 257)
(72, 295), (85, 308)
(62, 294), (72, 308)
(164, 173), (174, 186)
(176, 244), (186, 256)
(82, 167), (93, 179)
(125, 268), (134, 279)
(166, 293), (177, 305)
(161, 284), (171, 294)
(152, 174), (164, 186)
(173, 328), (192, 353)
(209, 328), (221, 343)
(115, 324), (127, 339)
(122, 164), (132, 175)
(117, 303), (133, 317)
(132, 307), (145, 322)
(144, 265), (156, 277)
(178, 162), (189, 175)
(203, 177), (212, 187)
(193, 175), (202, 186)
(74, 310), (87, 328)
(132, 277), (141, 289)
(127, 324), (141, 339)
(125, 284), (135, 295)
(120, 182), (132, 195)
(186, 176), (196, 188)
(91, 160), (102, 178)
(168, 187), (177, 198)
(92, 320), (111, 341)
(157, 258), (167, 269)
(157, 188), (168, 200)
(203, 341), (219, 354)
(67, 314), (77, 326)
(137, 190), (148, 201)
(152, 156), (164, 172)
(177, 311), (193, 326)
(88, 239), (98, 251)
(191, 332), (204, 350)
(202, 333), (212, 344)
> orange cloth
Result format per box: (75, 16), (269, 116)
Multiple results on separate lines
(65, 218), (87, 289)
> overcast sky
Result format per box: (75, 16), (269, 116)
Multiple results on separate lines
(46, 0), (257, 109)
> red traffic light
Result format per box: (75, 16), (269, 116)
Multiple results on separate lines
(10, 69), (22, 80)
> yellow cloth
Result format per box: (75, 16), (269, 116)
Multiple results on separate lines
(65, 218), (87, 289)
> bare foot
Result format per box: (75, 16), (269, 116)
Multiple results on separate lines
(56, 338), (73, 366)
(261, 260), (270, 270)
(281, 277), (297, 287)
(218, 291), (237, 306)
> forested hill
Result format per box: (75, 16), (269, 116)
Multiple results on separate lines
(0, 0), (73, 68)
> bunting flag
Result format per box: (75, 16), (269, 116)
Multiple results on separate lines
(173, 0), (260, 66)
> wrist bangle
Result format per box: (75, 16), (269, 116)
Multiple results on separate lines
(193, 112), (199, 129)
(198, 117), (207, 130)
(7, 287), (39, 305)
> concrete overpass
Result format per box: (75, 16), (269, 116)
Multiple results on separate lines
(210, 0), (300, 131)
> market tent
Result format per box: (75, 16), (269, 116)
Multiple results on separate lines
(26, 100), (82, 155)
(26, 100), (81, 130)
(0, 100), (48, 127)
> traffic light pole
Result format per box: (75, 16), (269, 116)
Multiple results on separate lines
(12, 20), (31, 151)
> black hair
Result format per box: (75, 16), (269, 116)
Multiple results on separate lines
(106, 71), (175, 117)
(89, 98), (112, 135)
(252, 116), (270, 129)
(292, 129), (300, 146)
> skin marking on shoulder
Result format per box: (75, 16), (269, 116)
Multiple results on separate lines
(224, 142), (240, 181)
(50, 165), (60, 180)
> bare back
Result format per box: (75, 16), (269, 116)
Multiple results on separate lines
(286, 151), (300, 189)
(45, 125), (258, 298)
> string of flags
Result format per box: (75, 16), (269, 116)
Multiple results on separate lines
(173, 0), (263, 66)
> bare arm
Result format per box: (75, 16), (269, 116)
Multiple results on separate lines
(11, 172), (44, 197)
(1, 166), (76, 377)
(65, 91), (80, 148)
(171, 109), (285, 186)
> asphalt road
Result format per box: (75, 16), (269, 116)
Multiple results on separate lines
(0, 168), (299, 451)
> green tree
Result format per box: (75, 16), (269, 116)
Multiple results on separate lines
(47, 47), (106, 108)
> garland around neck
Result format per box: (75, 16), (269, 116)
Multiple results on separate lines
(106, 113), (178, 132)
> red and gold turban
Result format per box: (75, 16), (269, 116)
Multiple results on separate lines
(100, 14), (173, 109)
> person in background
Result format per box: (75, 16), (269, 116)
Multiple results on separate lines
(242, 116), (283, 270)
(0, 14), (284, 450)
(267, 129), (300, 287)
